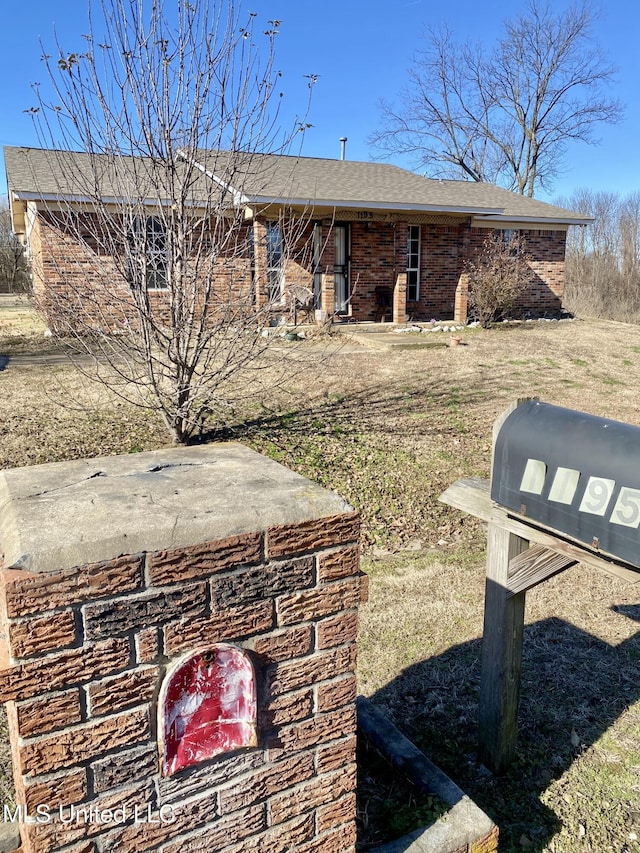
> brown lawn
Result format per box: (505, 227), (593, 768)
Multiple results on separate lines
(2, 312), (640, 851)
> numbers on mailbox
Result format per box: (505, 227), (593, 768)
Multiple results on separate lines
(611, 487), (640, 528)
(548, 467), (580, 505)
(519, 459), (640, 528)
(579, 477), (615, 516)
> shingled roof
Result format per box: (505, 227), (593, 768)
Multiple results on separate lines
(5, 145), (590, 229)
(4, 146), (210, 202)
(192, 150), (588, 224)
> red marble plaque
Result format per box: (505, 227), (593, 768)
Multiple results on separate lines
(159, 644), (257, 775)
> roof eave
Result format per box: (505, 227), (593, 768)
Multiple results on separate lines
(8, 192), (26, 238)
(474, 213), (593, 226)
(11, 188), (592, 226)
(246, 195), (504, 216)
(10, 191), (220, 210)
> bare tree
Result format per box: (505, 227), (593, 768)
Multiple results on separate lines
(0, 203), (31, 294)
(561, 188), (621, 316)
(558, 188), (640, 320)
(619, 191), (640, 284)
(26, 0), (317, 443)
(371, 0), (622, 196)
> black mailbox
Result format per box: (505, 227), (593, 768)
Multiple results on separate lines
(491, 400), (640, 568)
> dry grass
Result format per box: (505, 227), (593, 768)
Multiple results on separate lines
(2, 313), (640, 851)
(0, 295), (51, 353)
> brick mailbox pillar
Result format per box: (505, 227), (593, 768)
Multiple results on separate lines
(0, 444), (363, 853)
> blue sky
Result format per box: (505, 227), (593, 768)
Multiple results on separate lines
(1, 0), (638, 204)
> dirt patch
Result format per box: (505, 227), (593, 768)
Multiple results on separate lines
(357, 736), (449, 850)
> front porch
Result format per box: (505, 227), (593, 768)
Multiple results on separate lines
(251, 214), (474, 326)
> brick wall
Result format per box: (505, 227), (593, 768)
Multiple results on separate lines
(349, 222), (400, 321)
(333, 220), (466, 321)
(414, 224), (467, 319)
(0, 445), (363, 853)
(32, 211), (255, 333)
(29, 205), (568, 328)
(328, 221), (567, 322)
(412, 225), (567, 320)
(460, 227), (566, 320)
(513, 229), (567, 315)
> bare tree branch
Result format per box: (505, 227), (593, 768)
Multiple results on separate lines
(370, 0), (623, 196)
(0, 203), (32, 294)
(26, 0), (320, 443)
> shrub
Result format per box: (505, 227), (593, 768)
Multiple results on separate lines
(466, 232), (531, 327)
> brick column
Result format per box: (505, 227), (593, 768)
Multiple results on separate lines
(27, 210), (45, 309)
(393, 273), (407, 324)
(0, 444), (363, 853)
(393, 222), (408, 324)
(454, 272), (470, 324)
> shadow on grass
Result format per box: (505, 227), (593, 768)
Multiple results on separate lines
(365, 611), (640, 852)
(196, 379), (494, 552)
(198, 373), (494, 446)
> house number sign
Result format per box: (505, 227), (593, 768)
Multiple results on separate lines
(491, 400), (640, 569)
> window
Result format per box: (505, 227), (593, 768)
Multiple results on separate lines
(127, 216), (168, 290)
(266, 222), (284, 303)
(145, 216), (168, 290)
(499, 228), (522, 257)
(407, 225), (420, 301)
(500, 228), (519, 244)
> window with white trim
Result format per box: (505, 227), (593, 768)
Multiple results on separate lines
(500, 228), (520, 244)
(407, 225), (420, 301)
(145, 216), (168, 290)
(127, 215), (168, 290)
(499, 228), (522, 257)
(266, 222), (284, 303)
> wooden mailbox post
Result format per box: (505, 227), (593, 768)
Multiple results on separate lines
(440, 400), (640, 774)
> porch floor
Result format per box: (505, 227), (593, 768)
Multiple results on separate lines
(334, 320), (465, 350)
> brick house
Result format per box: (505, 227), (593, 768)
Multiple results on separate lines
(4, 145), (589, 326)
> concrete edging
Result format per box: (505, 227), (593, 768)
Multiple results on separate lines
(357, 696), (497, 853)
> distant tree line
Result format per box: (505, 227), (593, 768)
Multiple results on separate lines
(555, 190), (640, 321)
(0, 204), (31, 294)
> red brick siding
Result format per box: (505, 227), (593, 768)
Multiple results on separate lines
(414, 224), (466, 318)
(33, 210), (255, 332)
(31, 205), (566, 326)
(515, 229), (566, 314)
(323, 221), (566, 321)
(461, 227), (566, 319)
(0, 509), (361, 853)
(348, 221), (401, 321)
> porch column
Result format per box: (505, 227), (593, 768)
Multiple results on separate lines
(320, 219), (335, 317)
(454, 272), (470, 324)
(455, 219), (473, 322)
(252, 218), (269, 310)
(393, 221), (408, 324)
(28, 208), (45, 305)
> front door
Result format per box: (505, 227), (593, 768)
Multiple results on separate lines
(334, 224), (350, 314)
